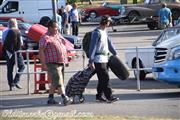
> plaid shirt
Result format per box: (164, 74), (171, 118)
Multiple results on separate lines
(39, 32), (68, 64)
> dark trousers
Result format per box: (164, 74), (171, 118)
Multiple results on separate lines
(94, 62), (112, 99)
(6, 53), (25, 87)
(71, 21), (79, 36)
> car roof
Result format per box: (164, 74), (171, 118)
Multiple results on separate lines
(0, 17), (24, 22)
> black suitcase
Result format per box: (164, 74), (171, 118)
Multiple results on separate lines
(108, 55), (129, 80)
(65, 66), (95, 103)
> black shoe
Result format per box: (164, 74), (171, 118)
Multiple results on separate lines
(106, 96), (119, 103)
(63, 96), (71, 106)
(9, 85), (15, 91)
(96, 94), (107, 102)
(47, 99), (59, 105)
(15, 84), (22, 89)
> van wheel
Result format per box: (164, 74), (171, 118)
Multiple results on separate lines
(39, 16), (51, 27)
(132, 60), (146, 80)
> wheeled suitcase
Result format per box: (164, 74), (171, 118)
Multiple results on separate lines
(108, 55), (129, 80)
(28, 24), (47, 42)
(65, 66), (95, 103)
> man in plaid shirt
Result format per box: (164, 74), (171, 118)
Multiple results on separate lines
(39, 20), (71, 105)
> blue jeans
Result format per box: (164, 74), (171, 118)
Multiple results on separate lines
(71, 22), (79, 36)
(6, 53), (25, 87)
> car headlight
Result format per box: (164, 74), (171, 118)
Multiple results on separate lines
(169, 45), (180, 60)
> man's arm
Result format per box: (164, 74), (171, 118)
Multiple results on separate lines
(39, 47), (47, 71)
(169, 10), (172, 24)
(108, 37), (117, 55)
(88, 31), (100, 64)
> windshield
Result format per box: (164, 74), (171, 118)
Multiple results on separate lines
(153, 27), (180, 46)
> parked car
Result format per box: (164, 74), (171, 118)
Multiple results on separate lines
(0, 25), (35, 60)
(0, 23), (79, 61)
(153, 34), (180, 86)
(119, 0), (180, 24)
(0, 20), (38, 53)
(0, 19), (31, 37)
(125, 24), (180, 80)
(27, 24), (77, 61)
(81, 2), (123, 22)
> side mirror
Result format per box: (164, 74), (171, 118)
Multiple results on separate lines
(152, 41), (156, 46)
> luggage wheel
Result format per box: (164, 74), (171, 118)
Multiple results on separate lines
(79, 95), (85, 103)
(68, 97), (75, 104)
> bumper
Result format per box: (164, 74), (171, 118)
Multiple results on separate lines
(153, 59), (180, 85)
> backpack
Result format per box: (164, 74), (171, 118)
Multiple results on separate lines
(82, 29), (100, 58)
(82, 31), (92, 58)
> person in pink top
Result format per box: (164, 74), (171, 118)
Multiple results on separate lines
(39, 20), (71, 105)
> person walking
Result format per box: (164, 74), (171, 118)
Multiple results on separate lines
(88, 15), (119, 103)
(65, 2), (72, 13)
(70, 2), (80, 36)
(39, 20), (71, 105)
(158, 2), (172, 29)
(61, 6), (70, 35)
(3, 18), (25, 91)
(56, 10), (62, 33)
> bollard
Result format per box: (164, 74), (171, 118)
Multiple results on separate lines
(136, 47), (141, 91)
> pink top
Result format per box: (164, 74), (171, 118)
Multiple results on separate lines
(39, 32), (68, 64)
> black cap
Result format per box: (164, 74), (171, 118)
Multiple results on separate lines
(101, 15), (112, 23)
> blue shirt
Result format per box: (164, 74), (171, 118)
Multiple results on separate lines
(2, 29), (9, 44)
(159, 7), (172, 24)
(70, 9), (79, 22)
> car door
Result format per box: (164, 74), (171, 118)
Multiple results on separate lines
(103, 5), (119, 16)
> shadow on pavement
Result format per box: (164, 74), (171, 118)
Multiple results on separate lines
(1, 91), (179, 110)
(87, 77), (179, 90)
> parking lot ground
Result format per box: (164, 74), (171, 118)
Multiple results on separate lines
(1, 62), (180, 120)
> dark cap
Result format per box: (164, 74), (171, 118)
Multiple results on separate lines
(101, 15), (112, 23)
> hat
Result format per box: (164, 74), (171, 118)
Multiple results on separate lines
(101, 15), (112, 23)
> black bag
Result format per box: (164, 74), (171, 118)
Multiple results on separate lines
(108, 55), (129, 80)
(65, 66), (95, 103)
(82, 31), (92, 58)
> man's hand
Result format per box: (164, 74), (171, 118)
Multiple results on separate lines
(88, 63), (95, 69)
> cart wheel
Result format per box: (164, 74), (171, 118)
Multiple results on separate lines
(70, 97), (75, 104)
(79, 95), (85, 103)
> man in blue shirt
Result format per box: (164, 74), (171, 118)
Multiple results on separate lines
(158, 2), (172, 29)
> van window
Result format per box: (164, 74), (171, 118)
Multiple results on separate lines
(2, 2), (18, 13)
